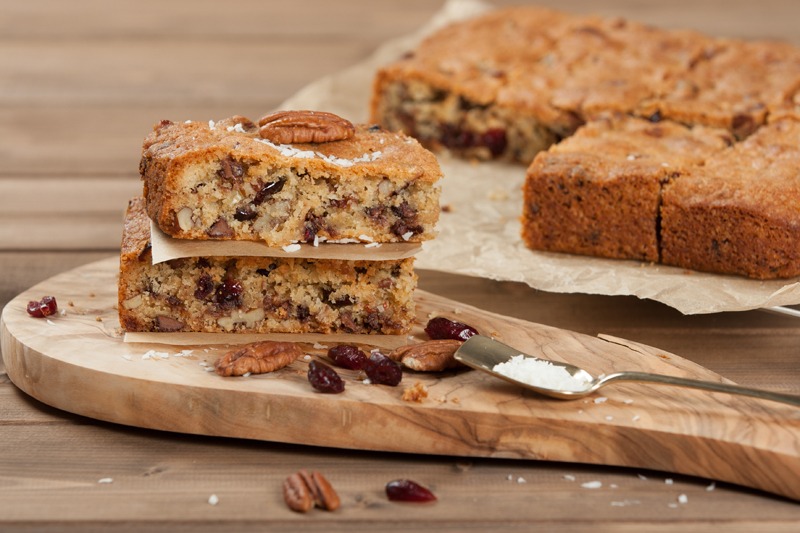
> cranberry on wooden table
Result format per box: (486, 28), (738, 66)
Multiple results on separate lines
(26, 296), (58, 318)
(424, 316), (478, 341)
(327, 345), (368, 370)
(385, 479), (437, 502)
(364, 352), (402, 386)
(307, 360), (345, 394)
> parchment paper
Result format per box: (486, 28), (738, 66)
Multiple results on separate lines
(279, 0), (800, 315)
(150, 220), (422, 264)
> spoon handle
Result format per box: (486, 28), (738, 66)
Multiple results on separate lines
(598, 372), (800, 407)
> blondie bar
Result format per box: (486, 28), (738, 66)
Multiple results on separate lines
(140, 112), (442, 246)
(119, 197), (418, 334)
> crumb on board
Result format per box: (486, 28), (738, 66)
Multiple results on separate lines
(402, 382), (428, 403)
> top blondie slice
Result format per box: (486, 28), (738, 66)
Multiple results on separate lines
(140, 111), (442, 246)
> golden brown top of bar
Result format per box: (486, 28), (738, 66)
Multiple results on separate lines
(530, 114), (732, 181)
(142, 115), (443, 185)
(375, 6), (800, 136)
(667, 119), (800, 220)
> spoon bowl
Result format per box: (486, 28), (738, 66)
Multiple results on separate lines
(454, 335), (800, 407)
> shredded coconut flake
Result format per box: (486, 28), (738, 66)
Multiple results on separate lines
(706, 482), (716, 492)
(581, 481), (602, 489)
(665, 478), (674, 485)
(678, 494), (688, 504)
(253, 138), (382, 167)
(364, 242), (382, 248)
(358, 234), (374, 242)
(563, 475), (576, 481)
(282, 243), (302, 253)
(208, 494), (219, 505)
(226, 123), (247, 134)
(594, 396), (608, 404)
(493, 355), (591, 392)
(208, 120), (216, 130)
(97, 478), (113, 484)
(401, 231), (414, 241)
(312, 342), (328, 349)
(611, 499), (640, 507)
(516, 477), (527, 484)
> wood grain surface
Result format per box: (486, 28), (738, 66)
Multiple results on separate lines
(3, 1), (800, 531)
(3, 257), (799, 501)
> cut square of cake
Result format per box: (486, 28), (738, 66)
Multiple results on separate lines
(119, 197), (418, 335)
(637, 40), (800, 139)
(140, 111), (442, 247)
(661, 118), (800, 279)
(521, 114), (732, 262)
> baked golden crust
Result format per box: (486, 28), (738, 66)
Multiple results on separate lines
(522, 115), (732, 262)
(661, 119), (800, 279)
(372, 6), (800, 161)
(140, 116), (442, 245)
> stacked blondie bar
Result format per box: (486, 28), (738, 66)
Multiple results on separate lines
(372, 6), (800, 280)
(119, 111), (442, 334)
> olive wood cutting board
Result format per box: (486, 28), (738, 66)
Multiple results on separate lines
(2, 257), (799, 500)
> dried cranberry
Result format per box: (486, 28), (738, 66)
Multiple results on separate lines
(216, 156), (245, 185)
(385, 479), (437, 503)
(390, 201), (417, 222)
(440, 124), (475, 150)
(308, 360), (345, 394)
(296, 305), (310, 322)
(233, 204), (258, 221)
(303, 212), (326, 242)
(26, 296), (58, 318)
(195, 273), (214, 299)
(328, 345), (368, 370)
(214, 277), (243, 309)
(480, 128), (507, 157)
(425, 316), (478, 341)
(365, 352), (402, 386)
(253, 179), (285, 205)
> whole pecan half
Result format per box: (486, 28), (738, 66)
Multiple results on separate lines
(214, 340), (303, 377)
(283, 470), (340, 512)
(389, 339), (463, 372)
(258, 110), (355, 144)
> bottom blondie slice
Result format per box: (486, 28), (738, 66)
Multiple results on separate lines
(119, 198), (417, 334)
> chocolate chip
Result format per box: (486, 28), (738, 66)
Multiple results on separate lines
(207, 218), (234, 238)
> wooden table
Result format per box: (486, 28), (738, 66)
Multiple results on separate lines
(1, 1), (799, 530)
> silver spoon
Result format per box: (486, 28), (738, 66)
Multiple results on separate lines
(454, 335), (800, 407)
